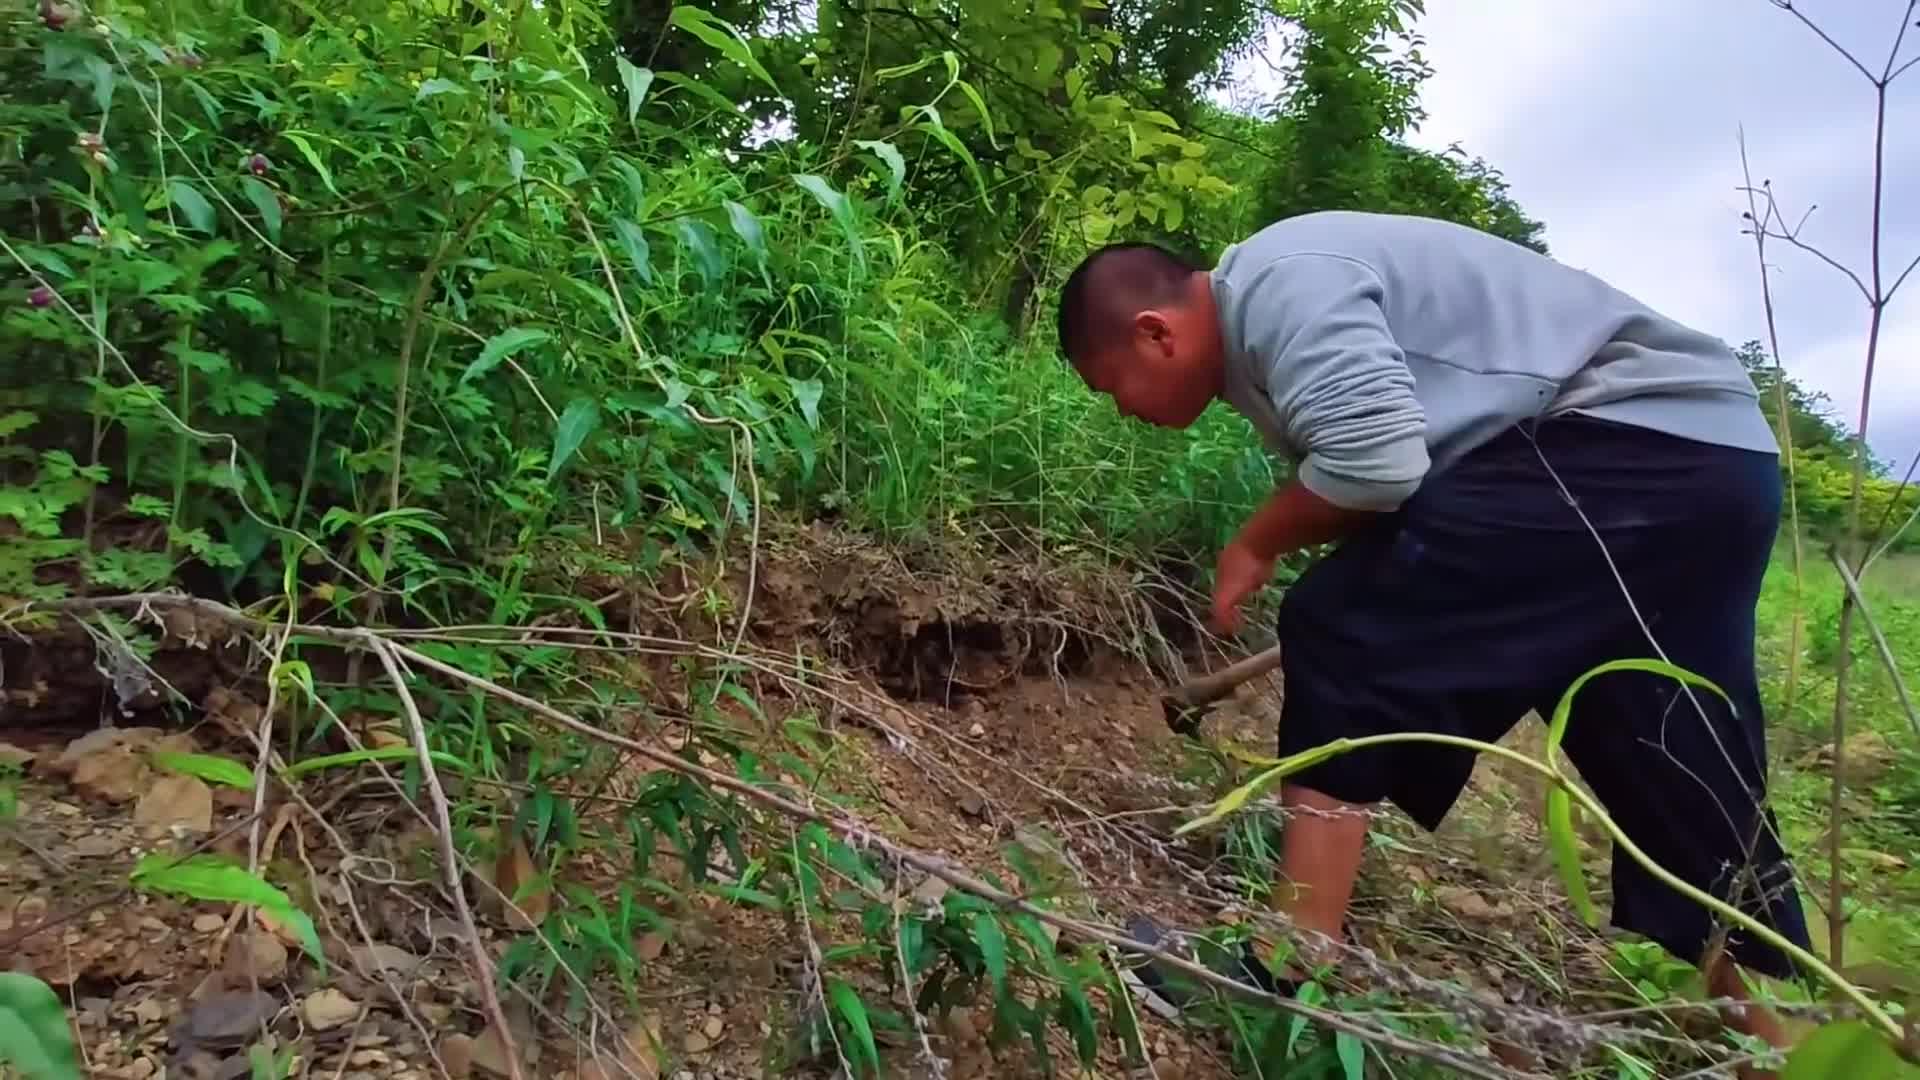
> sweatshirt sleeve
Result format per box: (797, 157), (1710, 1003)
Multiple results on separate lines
(1230, 253), (1430, 512)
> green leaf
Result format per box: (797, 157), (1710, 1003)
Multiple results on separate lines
(549, 398), (600, 478)
(709, 884), (781, 909)
(1174, 741), (1353, 836)
(462, 327), (550, 384)
(1106, 966), (1146, 1062)
(240, 177), (281, 242)
(1546, 787), (1598, 928)
(280, 132), (339, 195)
(614, 54), (654, 124)
(1057, 980), (1097, 1063)
(1336, 1031), (1365, 1080)
(873, 54), (942, 81)
(913, 108), (990, 208)
(279, 747), (469, 780)
(827, 979), (879, 1076)
(416, 77), (466, 101)
(1783, 1020), (1920, 1079)
(186, 81), (223, 124)
(652, 70), (741, 114)
(165, 343), (232, 375)
(971, 914), (1008, 994)
(667, 6), (782, 98)
(613, 218), (654, 284)
(0, 411), (36, 438)
(675, 218), (724, 286)
(0, 971), (81, 1080)
(854, 140), (906, 204)
(24, 248), (74, 279)
(130, 854), (324, 969)
(153, 751), (253, 790)
(793, 174), (864, 273)
(953, 77), (999, 149)
(610, 159), (647, 212)
(723, 200), (767, 268)
(789, 378), (823, 429)
(1546, 658), (1730, 765)
(167, 180), (216, 234)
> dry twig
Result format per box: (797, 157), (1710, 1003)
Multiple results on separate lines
(366, 636), (527, 1080)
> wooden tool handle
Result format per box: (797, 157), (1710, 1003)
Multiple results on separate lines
(1164, 644), (1284, 710)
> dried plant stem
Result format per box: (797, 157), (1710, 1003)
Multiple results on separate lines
(1735, 135), (1805, 717)
(365, 634), (526, 1080)
(1826, 548), (1919, 738)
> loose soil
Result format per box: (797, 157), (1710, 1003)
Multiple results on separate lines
(0, 521), (1768, 1079)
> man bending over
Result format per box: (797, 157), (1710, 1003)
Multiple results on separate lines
(1056, 211), (1811, 1072)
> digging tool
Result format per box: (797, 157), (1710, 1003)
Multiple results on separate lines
(1161, 644), (1283, 735)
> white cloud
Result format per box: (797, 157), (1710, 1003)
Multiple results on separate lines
(1226, 0), (1920, 470)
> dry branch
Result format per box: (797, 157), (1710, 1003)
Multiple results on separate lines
(367, 636), (527, 1080)
(1826, 548), (1920, 739)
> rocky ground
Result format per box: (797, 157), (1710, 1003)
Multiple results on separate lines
(0, 523), (1770, 1080)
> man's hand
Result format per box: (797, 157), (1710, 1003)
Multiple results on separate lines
(1209, 480), (1383, 636)
(1210, 540), (1275, 635)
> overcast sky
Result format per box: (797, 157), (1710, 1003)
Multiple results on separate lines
(1229, 0), (1919, 471)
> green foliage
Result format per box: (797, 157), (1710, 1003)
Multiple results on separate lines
(129, 852), (325, 969)
(1254, 0), (1546, 252)
(1782, 1020), (1920, 1080)
(1740, 340), (1918, 551)
(0, 972), (82, 1080)
(152, 749), (254, 789)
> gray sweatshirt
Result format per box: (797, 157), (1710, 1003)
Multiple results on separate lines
(1209, 211), (1778, 512)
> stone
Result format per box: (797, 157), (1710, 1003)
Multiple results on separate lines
(224, 930), (288, 984)
(301, 989), (359, 1031)
(439, 1033), (474, 1080)
(133, 774), (213, 835)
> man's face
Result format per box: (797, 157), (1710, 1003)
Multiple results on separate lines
(1075, 308), (1219, 429)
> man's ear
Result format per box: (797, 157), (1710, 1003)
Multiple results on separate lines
(1132, 309), (1174, 350)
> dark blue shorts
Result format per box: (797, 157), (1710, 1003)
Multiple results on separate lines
(1275, 412), (1812, 979)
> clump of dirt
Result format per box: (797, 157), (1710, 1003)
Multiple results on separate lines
(1, 601), (255, 733)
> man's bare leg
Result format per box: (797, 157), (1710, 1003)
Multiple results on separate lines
(1706, 954), (1791, 1080)
(1263, 782), (1535, 1071)
(1265, 783), (1371, 973)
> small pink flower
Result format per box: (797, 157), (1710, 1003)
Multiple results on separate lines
(248, 153), (270, 177)
(27, 286), (55, 309)
(39, 1), (71, 30)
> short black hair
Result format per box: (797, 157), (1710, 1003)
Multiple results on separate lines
(1055, 241), (1207, 365)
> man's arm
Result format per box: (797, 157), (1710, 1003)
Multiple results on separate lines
(1233, 479), (1378, 562)
(1231, 252), (1431, 513)
(1209, 253), (1429, 631)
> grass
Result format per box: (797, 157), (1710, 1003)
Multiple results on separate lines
(1754, 543), (1920, 977)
